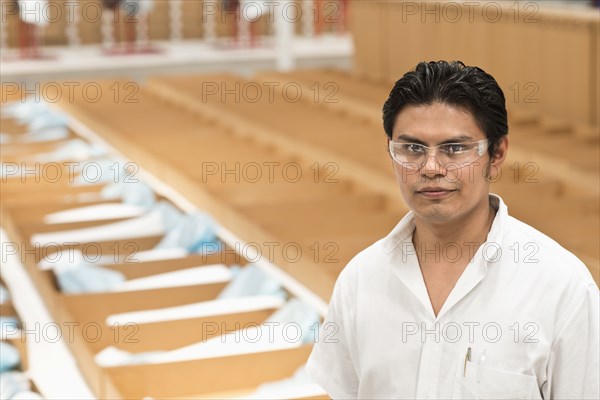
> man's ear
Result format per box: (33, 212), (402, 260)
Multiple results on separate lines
(491, 136), (509, 167)
(486, 136), (508, 181)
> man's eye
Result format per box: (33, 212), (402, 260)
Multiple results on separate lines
(404, 144), (425, 153)
(442, 144), (467, 154)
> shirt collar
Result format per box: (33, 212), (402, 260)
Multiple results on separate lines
(382, 193), (507, 255)
(382, 193), (508, 320)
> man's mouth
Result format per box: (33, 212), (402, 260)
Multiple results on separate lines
(416, 187), (456, 199)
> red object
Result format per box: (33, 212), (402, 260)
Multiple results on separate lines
(17, 20), (41, 59)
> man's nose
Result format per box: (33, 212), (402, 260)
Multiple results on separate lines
(421, 152), (446, 177)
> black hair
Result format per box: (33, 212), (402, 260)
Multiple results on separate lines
(382, 61), (508, 157)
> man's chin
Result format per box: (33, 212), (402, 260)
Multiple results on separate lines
(412, 204), (457, 224)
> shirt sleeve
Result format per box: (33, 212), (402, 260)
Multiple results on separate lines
(305, 271), (359, 399)
(543, 283), (600, 400)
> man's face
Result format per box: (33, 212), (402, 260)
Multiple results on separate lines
(390, 102), (506, 225)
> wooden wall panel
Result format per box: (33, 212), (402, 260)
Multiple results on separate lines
(77, 0), (103, 45)
(351, 1), (388, 82)
(147, 0), (170, 41)
(181, 0), (205, 39)
(514, 16), (543, 118)
(564, 21), (589, 124)
(350, 0), (600, 131)
(592, 20), (600, 127)
(42, 0), (68, 45)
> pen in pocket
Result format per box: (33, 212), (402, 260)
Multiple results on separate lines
(463, 347), (471, 377)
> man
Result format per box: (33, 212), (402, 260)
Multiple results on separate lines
(306, 61), (599, 399)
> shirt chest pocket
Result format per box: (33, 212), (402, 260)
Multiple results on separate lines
(452, 357), (543, 400)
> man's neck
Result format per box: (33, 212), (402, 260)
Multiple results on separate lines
(412, 196), (497, 264)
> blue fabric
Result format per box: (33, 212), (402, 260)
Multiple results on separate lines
(0, 317), (20, 335)
(100, 181), (156, 208)
(2, 96), (69, 130)
(56, 263), (126, 294)
(71, 158), (125, 186)
(35, 139), (107, 162)
(264, 299), (320, 344)
(22, 126), (69, 142)
(0, 372), (30, 399)
(0, 342), (20, 373)
(2, 97), (49, 123)
(28, 109), (69, 131)
(0, 284), (9, 304)
(120, 183), (155, 208)
(154, 211), (219, 253)
(152, 201), (185, 231)
(217, 264), (287, 300)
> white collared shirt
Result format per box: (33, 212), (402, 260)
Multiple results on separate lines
(306, 194), (599, 399)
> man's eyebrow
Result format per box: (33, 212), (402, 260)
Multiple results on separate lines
(395, 134), (427, 145)
(395, 133), (475, 145)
